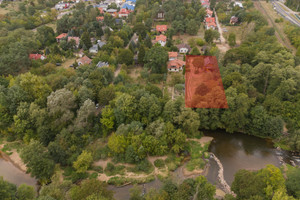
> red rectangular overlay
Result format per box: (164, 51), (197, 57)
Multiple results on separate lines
(185, 55), (228, 108)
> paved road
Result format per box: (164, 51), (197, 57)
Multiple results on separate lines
(271, 0), (300, 27)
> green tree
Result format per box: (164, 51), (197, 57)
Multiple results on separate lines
(80, 32), (92, 50)
(118, 49), (134, 65)
(186, 19), (199, 35)
(144, 46), (168, 73)
(204, 29), (219, 44)
(0, 176), (17, 200)
(190, 47), (201, 55)
(138, 44), (146, 65)
(20, 140), (55, 183)
(73, 150), (93, 173)
(228, 33), (236, 47)
(16, 184), (36, 200)
(100, 106), (115, 137)
(195, 176), (216, 200)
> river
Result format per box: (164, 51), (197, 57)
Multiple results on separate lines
(0, 131), (299, 199)
(0, 153), (37, 187)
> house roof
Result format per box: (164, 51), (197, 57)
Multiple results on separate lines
(230, 16), (238, 23)
(96, 16), (104, 21)
(106, 9), (117, 13)
(206, 8), (213, 15)
(207, 22), (217, 28)
(29, 54), (44, 60)
(126, 0), (136, 2)
(156, 25), (167, 32)
(78, 56), (92, 65)
(67, 36), (80, 45)
(119, 8), (131, 15)
(122, 3), (135, 10)
(56, 33), (68, 39)
(98, 7), (104, 13)
(205, 17), (215, 23)
(168, 52), (178, 58)
(96, 61), (109, 68)
(97, 40), (106, 48)
(155, 34), (167, 42)
(176, 43), (191, 50)
(168, 59), (186, 69)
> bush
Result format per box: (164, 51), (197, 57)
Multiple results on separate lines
(89, 172), (98, 179)
(70, 172), (89, 183)
(154, 159), (165, 168)
(196, 38), (205, 46)
(104, 163), (125, 176)
(91, 166), (103, 173)
(148, 74), (164, 83)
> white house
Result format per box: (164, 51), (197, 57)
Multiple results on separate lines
(155, 35), (167, 47)
(233, 1), (243, 8)
(176, 44), (191, 54)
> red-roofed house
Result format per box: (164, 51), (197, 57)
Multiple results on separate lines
(155, 34), (167, 46)
(67, 36), (80, 47)
(98, 7), (104, 14)
(201, 1), (210, 8)
(206, 8), (213, 17)
(96, 16), (104, 21)
(168, 59), (186, 72)
(118, 8), (131, 17)
(56, 33), (68, 43)
(205, 17), (217, 30)
(156, 25), (167, 33)
(78, 56), (92, 66)
(168, 52), (178, 61)
(29, 54), (46, 60)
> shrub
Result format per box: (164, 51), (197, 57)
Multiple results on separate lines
(89, 172), (98, 179)
(91, 166), (103, 173)
(154, 159), (165, 168)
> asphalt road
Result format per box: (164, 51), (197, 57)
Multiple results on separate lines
(271, 0), (300, 27)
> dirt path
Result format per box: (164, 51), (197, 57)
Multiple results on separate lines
(254, 1), (296, 53)
(214, 10), (230, 53)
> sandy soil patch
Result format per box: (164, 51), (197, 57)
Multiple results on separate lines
(188, 136), (214, 145)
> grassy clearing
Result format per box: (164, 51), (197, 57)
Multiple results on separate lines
(165, 154), (183, 171)
(185, 141), (210, 172)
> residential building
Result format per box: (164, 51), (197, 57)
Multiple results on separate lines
(96, 61), (109, 68)
(67, 36), (80, 47)
(206, 8), (213, 17)
(205, 17), (217, 30)
(233, 1), (243, 8)
(96, 16), (104, 21)
(230, 16), (239, 25)
(156, 25), (168, 33)
(176, 44), (191, 54)
(29, 54), (46, 60)
(155, 34), (167, 47)
(89, 44), (99, 54)
(78, 56), (92, 66)
(168, 52), (178, 61)
(56, 33), (68, 43)
(168, 59), (186, 72)
(118, 8), (131, 17)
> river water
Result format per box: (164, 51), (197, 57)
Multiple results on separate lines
(0, 153), (37, 187)
(1, 131), (299, 199)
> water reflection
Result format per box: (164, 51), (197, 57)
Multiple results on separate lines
(206, 131), (281, 185)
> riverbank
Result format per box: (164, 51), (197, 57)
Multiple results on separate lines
(0, 143), (27, 173)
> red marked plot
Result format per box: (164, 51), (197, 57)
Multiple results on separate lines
(185, 55), (228, 108)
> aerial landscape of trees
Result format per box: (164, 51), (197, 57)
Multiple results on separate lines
(0, 0), (300, 199)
